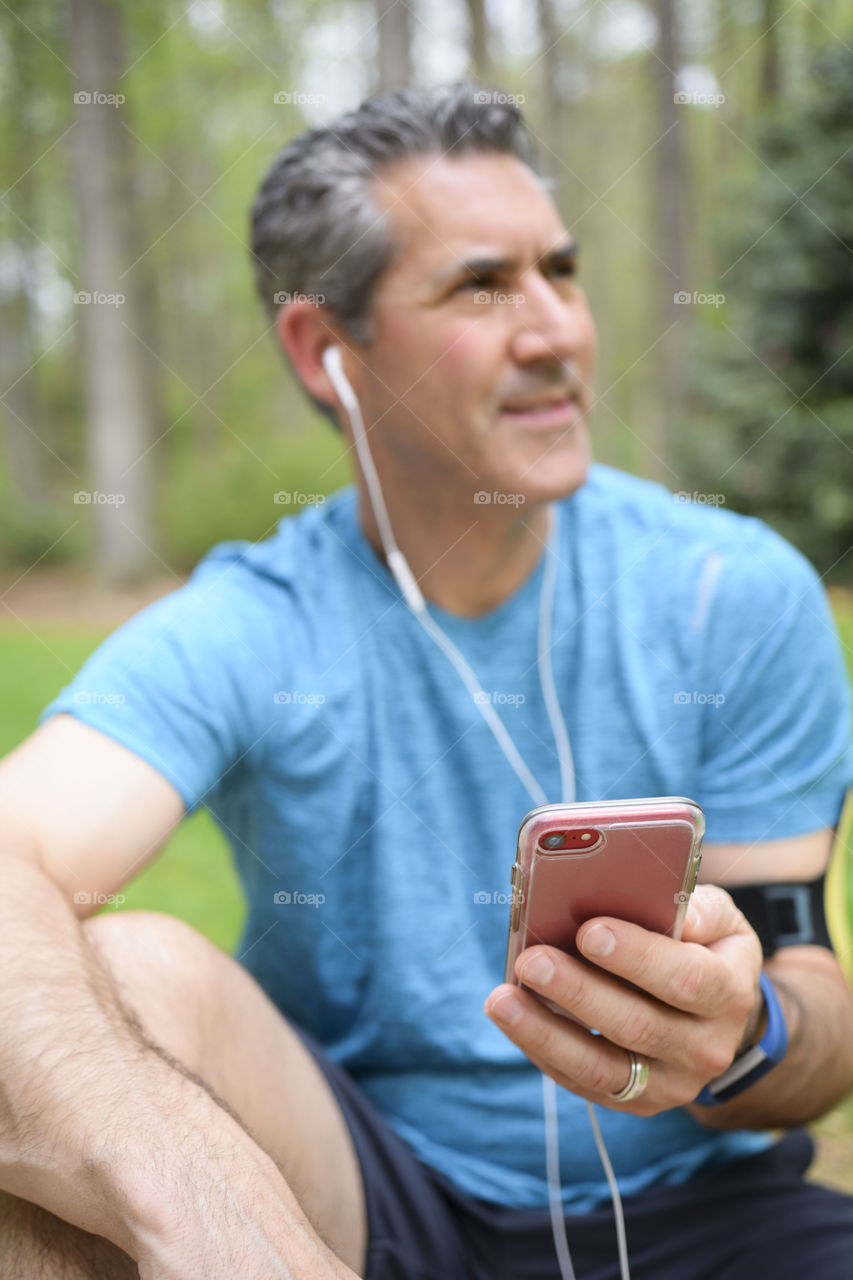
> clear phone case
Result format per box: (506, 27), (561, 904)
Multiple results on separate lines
(504, 797), (705, 991)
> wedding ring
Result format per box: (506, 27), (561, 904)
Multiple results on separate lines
(608, 1050), (650, 1102)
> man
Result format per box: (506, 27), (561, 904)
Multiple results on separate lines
(1, 83), (853, 1279)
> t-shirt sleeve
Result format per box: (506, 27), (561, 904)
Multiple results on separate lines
(37, 557), (280, 814)
(693, 526), (853, 842)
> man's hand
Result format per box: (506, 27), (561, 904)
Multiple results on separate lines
(102, 1071), (359, 1280)
(483, 884), (763, 1114)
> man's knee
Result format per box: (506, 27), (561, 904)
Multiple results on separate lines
(81, 909), (223, 1069)
(79, 910), (366, 1272)
(81, 906), (218, 980)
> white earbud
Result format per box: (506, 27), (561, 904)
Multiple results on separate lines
(322, 345), (359, 413)
(320, 344), (426, 613)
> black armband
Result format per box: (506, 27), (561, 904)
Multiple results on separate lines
(729, 874), (833, 959)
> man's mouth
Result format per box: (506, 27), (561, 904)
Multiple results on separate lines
(499, 395), (579, 430)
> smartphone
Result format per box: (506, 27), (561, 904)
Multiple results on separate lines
(504, 797), (705, 1013)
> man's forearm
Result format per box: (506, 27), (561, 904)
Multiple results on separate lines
(687, 947), (853, 1130)
(0, 850), (360, 1278)
(0, 849), (152, 1237)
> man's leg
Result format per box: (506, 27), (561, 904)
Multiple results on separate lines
(0, 909), (367, 1279)
(0, 1192), (140, 1279)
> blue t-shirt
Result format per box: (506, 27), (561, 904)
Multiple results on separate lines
(39, 463), (853, 1212)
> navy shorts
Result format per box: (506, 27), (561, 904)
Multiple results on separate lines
(293, 1024), (853, 1280)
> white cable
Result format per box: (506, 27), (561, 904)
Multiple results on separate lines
(323, 344), (631, 1280)
(413, 608), (549, 807)
(323, 346), (425, 613)
(536, 504), (576, 807)
(534, 505), (634, 1279)
(543, 1074), (578, 1280)
(323, 347), (548, 804)
(586, 1102), (631, 1280)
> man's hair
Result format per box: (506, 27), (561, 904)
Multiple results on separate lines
(249, 82), (538, 426)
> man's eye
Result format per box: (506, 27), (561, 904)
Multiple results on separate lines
(456, 276), (494, 291)
(547, 259), (577, 280)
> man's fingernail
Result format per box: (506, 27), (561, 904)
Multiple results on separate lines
(488, 993), (524, 1026)
(520, 954), (555, 986)
(581, 923), (615, 958)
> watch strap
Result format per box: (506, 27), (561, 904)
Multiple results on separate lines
(694, 971), (788, 1106)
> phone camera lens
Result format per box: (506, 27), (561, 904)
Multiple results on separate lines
(541, 833), (565, 849)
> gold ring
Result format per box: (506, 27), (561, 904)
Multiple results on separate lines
(608, 1050), (650, 1102)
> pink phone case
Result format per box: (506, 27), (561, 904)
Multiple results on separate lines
(504, 797), (705, 993)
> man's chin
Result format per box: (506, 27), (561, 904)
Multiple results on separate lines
(503, 432), (592, 506)
(474, 467), (590, 515)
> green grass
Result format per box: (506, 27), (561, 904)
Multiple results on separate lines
(2, 607), (853, 959)
(0, 626), (245, 953)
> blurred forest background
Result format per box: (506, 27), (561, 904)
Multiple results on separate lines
(2, 0), (853, 586)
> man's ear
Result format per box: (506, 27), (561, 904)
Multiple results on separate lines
(276, 301), (352, 409)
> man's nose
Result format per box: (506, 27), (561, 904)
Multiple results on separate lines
(509, 272), (591, 368)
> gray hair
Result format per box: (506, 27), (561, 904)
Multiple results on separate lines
(250, 82), (538, 426)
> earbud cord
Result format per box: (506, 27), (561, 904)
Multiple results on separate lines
(323, 346), (630, 1280)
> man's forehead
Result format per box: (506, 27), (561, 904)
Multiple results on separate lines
(371, 151), (569, 277)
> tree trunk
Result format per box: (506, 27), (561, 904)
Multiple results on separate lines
(714, 0), (737, 161)
(373, 0), (414, 93)
(533, 0), (575, 223)
(463, 0), (492, 85)
(0, 290), (46, 508)
(0, 14), (51, 509)
(650, 0), (688, 480)
(759, 0), (782, 106)
(68, 0), (158, 584)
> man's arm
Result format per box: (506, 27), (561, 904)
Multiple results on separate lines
(0, 715), (358, 1279)
(485, 831), (853, 1127)
(686, 940), (853, 1128)
(684, 828), (853, 1128)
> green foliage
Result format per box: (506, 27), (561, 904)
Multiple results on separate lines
(0, 492), (84, 570)
(0, 0), (347, 572)
(160, 419), (352, 569)
(673, 41), (853, 578)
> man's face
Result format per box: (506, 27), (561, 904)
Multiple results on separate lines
(343, 150), (597, 507)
